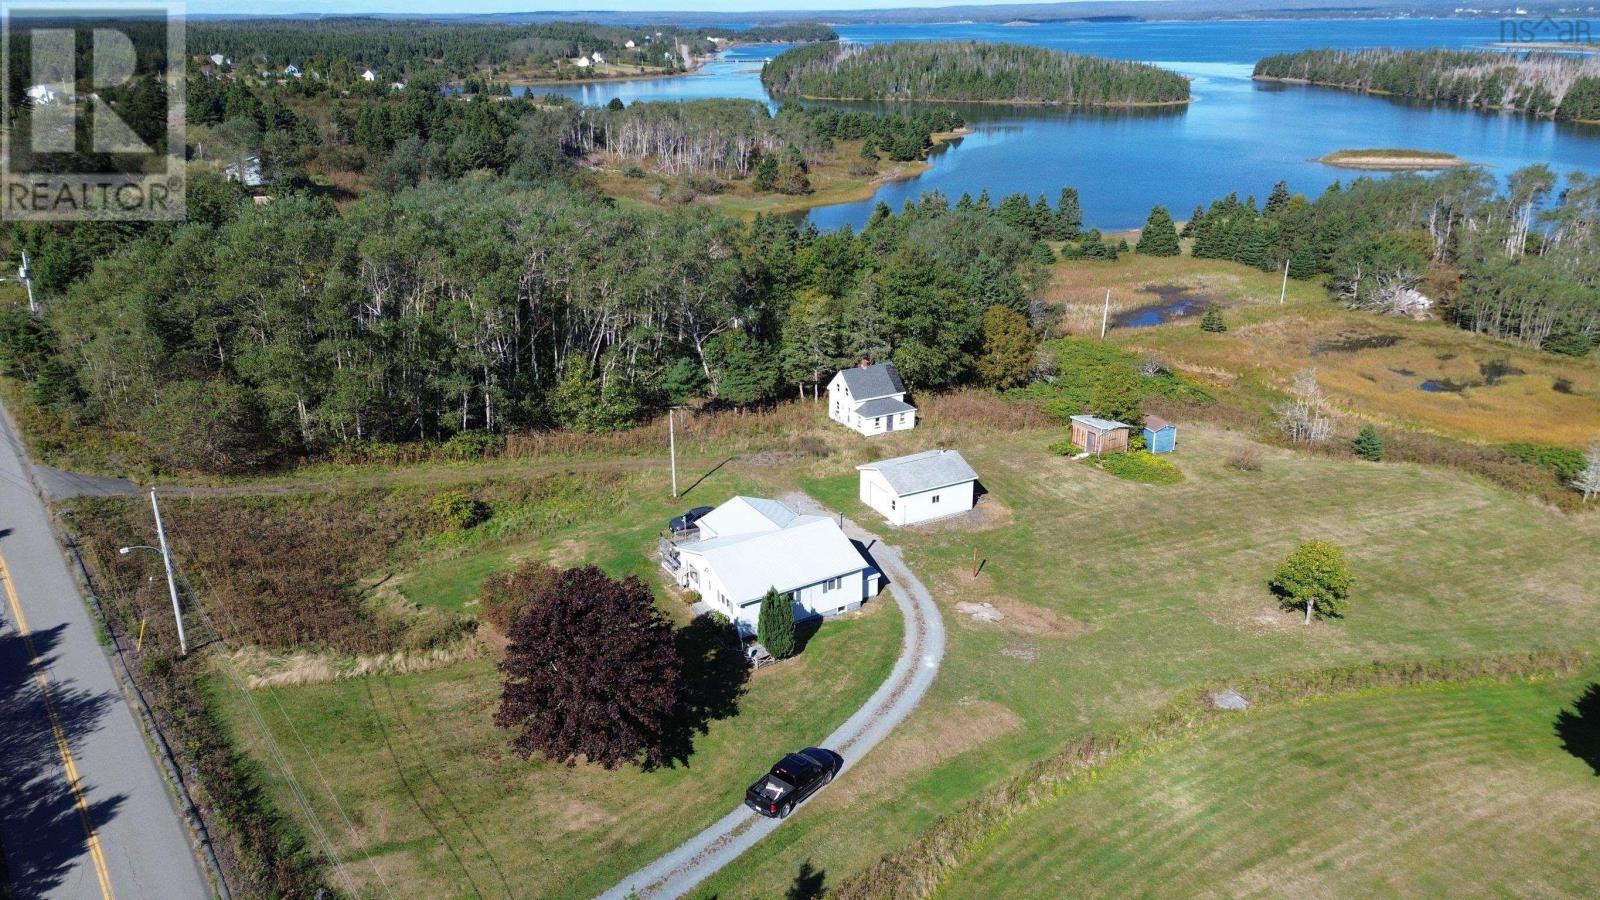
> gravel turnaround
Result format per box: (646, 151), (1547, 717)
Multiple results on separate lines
(601, 496), (946, 900)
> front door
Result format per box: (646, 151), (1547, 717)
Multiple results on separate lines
(886, 415), (895, 432)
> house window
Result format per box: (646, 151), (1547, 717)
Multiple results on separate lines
(890, 499), (896, 510)
(875, 417), (882, 428)
(825, 577), (840, 591)
(932, 494), (941, 504)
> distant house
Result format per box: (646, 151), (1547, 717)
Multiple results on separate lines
(361, 69), (377, 82)
(208, 53), (228, 66)
(828, 362), (917, 436)
(1070, 415), (1131, 455)
(223, 155), (268, 188)
(25, 84), (58, 105)
(858, 450), (979, 527)
(591, 51), (606, 63)
(625, 39), (637, 48)
(661, 496), (879, 636)
(574, 55), (593, 68)
(1143, 416), (1178, 454)
(283, 64), (301, 77)
(389, 82), (406, 91)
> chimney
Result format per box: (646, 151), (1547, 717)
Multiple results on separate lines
(858, 358), (870, 368)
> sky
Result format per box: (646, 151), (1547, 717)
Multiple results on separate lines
(186, 0), (1098, 15)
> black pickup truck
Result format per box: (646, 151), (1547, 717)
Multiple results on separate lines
(743, 748), (837, 818)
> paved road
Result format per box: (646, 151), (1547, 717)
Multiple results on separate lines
(0, 403), (211, 899)
(601, 495), (947, 900)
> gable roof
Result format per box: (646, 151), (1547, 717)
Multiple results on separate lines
(858, 449), (978, 496)
(695, 496), (797, 539)
(678, 514), (867, 602)
(1144, 415), (1175, 432)
(1070, 414), (1131, 432)
(854, 397), (916, 417)
(837, 363), (906, 400)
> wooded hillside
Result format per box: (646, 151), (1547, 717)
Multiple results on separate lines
(1254, 48), (1600, 122)
(761, 41), (1191, 106)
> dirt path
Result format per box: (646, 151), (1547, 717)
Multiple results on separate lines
(599, 494), (947, 900)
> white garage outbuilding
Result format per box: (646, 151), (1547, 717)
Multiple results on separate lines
(857, 449), (979, 527)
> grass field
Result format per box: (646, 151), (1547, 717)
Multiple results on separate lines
(1042, 254), (1600, 447)
(943, 675), (1600, 897)
(55, 251), (1600, 898)
(691, 422), (1600, 898)
(215, 605), (899, 897)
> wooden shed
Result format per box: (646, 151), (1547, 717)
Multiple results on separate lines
(1070, 415), (1131, 455)
(1143, 416), (1178, 454)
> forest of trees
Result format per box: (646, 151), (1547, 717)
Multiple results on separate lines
(186, 19), (834, 86)
(761, 41), (1191, 106)
(1178, 169), (1600, 350)
(0, 178), (1061, 473)
(1254, 48), (1600, 122)
(567, 100), (963, 178)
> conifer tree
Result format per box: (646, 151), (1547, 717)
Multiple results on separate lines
(1265, 180), (1292, 214)
(1200, 304), (1227, 333)
(1055, 187), (1082, 240)
(1288, 244), (1319, 280)
(1180, 204), (1204, 238)
(1136, 205), (1181, 256)
(1351, 424), (1383, 461)
(758, 587), (797, 658)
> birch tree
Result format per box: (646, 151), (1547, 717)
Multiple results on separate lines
(1573, 440), (1600, 504)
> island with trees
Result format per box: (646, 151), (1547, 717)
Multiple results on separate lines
(760, 40), (1192, 107)
(1253, 48), (1600, 123)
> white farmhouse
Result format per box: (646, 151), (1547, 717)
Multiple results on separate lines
(284, 64), (301, 78)
(361, 68), (377, 82)
(828, 362), (917, 436)
(625, 39), (637, 48)
(857, 450), (979, 526)
(591, 51), (606, 63)
(662, 496), (879, 636)
(574, 55), (593, 68)
(25, 84), (58, 105)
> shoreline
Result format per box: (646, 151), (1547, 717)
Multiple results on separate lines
(780, 92), (1191, 108)
(1251, 74), (1600, 125)
(1319, 151), (1470, 170)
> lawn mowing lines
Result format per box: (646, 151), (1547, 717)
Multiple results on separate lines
(215, 663), (371, 897)
(356, 676), (489, 897)
(965, 687), (1562, 895)
(381, 675), (517, 897)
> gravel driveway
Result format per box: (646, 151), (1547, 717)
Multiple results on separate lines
(599, 494), (946, 900)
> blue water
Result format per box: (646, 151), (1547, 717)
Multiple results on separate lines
(522, 19), (1600, 230)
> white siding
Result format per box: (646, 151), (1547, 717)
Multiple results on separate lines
(676, 550), (873, 636)
(858, 469), (975, 526)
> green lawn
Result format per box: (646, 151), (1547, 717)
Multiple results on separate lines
(216, 592), (900, 899)
(944, 675), (1600, 897)
(694, 424), (1600, 898)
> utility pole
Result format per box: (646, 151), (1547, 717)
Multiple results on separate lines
(1279, 258), (1289, 306)
(668, 408), (679, 499)
(150, 490), (188, 656)
(1100, 289), (1111, 339)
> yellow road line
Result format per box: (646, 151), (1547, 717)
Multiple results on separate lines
(0, 554), (116, 900)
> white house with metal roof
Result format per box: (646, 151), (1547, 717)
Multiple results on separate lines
(857, 449), (979, 526)
(661, 496), (879, 635)
(828, 362), (917, 436)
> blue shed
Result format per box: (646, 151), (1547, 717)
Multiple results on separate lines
(1143, 416), (1177, 454)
